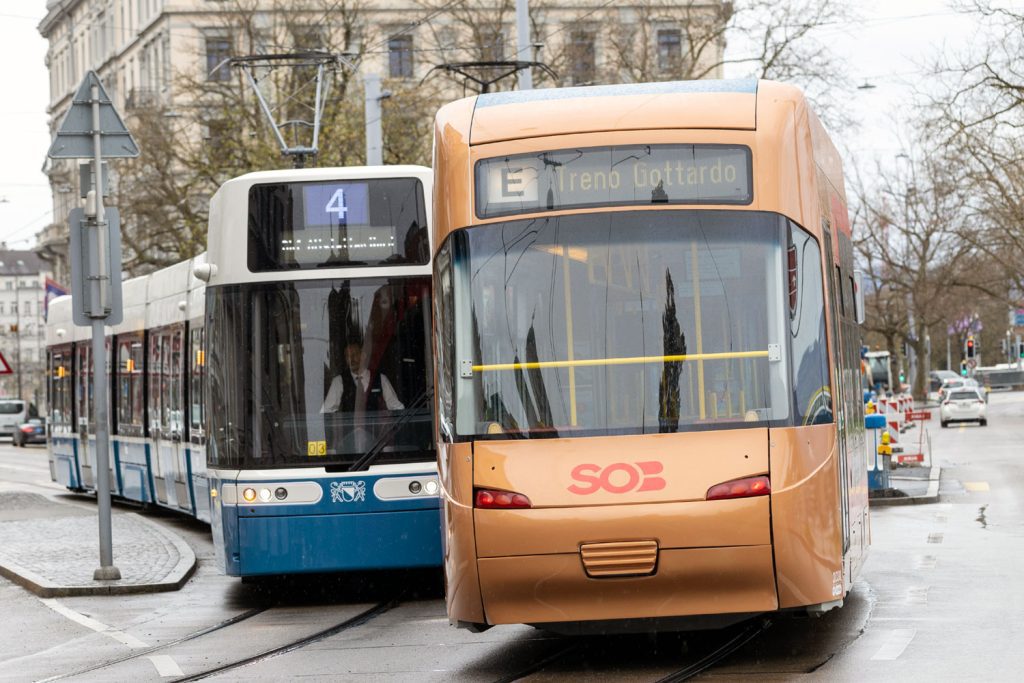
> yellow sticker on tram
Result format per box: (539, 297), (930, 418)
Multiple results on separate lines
(307, 440), (327, 457)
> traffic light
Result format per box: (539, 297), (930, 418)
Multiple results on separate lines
(960, 360), (968, 377)
(966, 337), (976, 358)
(1019, 341), (1024, 359)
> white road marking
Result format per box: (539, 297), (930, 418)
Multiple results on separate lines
(39, 598), (149, 649)
(148, 655), (184, 677)
(871, 628), (916, 660)
(965, 481), (990, 491)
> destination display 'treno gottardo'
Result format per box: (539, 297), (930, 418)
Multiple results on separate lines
(476, 144), (753, 218)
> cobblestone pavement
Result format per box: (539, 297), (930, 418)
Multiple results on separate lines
(0, 491), (195, 594)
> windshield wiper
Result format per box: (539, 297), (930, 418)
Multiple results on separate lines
(348, 390), (432, 472)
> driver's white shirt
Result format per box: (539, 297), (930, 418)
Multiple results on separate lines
(319, 369), (404, 413)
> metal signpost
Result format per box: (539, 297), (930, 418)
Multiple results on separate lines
(48, 71), (137, 581)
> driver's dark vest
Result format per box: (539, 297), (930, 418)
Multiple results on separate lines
(340, 371), (387, 412)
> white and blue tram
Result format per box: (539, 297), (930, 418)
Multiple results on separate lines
(201, 165), (440, 576)
(46, 165), (441, 577)
(46, 254), (211, 521)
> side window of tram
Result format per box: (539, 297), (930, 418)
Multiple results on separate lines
(189, 327), (205, 442)
(118, 336), (145, 436)
(148, 330), (181, 437)
(49, 348), (73, 429)
(788, 226), (832, 425)
(76, 344), (92, 429)
(148, 334), (161, 436)
(168, 328), (184, 436)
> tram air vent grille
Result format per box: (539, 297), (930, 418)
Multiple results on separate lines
(579, 540), (659, 578)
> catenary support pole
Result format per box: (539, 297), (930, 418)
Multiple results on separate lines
(515, 0), (533, 90)
(364, 74), (384, 166)
(90, 81), (120, 581)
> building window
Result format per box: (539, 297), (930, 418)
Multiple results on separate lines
(437, 26), (458, 58)
(481, 28), (505, 63)
(657, 28), (683, 73)
(205, 36), (232, 82)
(568, 29), (596, 85)
(388, 34), (414, 78)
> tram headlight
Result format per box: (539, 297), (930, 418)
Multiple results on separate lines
(425, 480), (439, 495)
(408, 481), (423, 494)
(258, 488), (272, 502)
(274, 487), (288, 500)
(242, 487), (257, 503)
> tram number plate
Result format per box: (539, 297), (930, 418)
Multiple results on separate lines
(905, 410), (931, 421)
(307, 440), (327, 457)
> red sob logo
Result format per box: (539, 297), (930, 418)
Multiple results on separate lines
(568, 461), (666, 495)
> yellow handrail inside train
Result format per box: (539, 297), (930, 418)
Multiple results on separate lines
(472, 349), (770, 373)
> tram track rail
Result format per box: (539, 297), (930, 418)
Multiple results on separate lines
(38, 606), (270, 682)
(654, 618), (773, 683)
(492, 641), (580, 683)
(173, 599), (397, 682)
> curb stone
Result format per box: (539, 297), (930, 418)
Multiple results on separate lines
(869, 467), (941, 507)
(0, 511), (196, 598)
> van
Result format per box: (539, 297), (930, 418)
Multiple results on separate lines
(0, 400), (38, 438)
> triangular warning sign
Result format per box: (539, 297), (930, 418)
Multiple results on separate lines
(0, 351), (13, 376)
(47, 71), (139, 159)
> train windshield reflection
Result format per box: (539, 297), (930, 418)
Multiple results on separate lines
(207, 276), (433, 468)
(443, 211), (799, 438)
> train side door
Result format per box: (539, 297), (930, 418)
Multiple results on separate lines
(823, 228), (851, 553)
(75, 344), (93, 487)
(188, 325), (210, 522)
(149, 325), (189, 511)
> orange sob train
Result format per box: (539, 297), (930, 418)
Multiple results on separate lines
(431, 80), (868, 633)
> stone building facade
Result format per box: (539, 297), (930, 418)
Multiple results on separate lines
(0, 251), (53, 407)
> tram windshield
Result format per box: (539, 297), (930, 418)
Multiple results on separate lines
(437, 210), (832, 439)
(207, 276), (433, 469)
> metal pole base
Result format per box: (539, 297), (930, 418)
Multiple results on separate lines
(93, 566), (122, 581)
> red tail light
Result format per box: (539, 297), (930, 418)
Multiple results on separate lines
(475, 488), (532, 509)
(706, 475), (771, 501)
(20, 425), (35, 433)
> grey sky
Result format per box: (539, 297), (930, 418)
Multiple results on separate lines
(0, 0), (980, 268)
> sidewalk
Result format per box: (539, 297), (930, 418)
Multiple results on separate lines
(0, 490), (196, 597)
(869, 466), (941, 506)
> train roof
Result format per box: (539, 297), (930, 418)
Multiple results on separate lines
(45, 254), (208, 343)
(470, 79), (759, 145)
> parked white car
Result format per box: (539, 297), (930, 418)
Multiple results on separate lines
(940, 388), (987, 427)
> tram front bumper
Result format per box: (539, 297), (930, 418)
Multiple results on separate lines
(236, 508), (442, 576)
(477, 544), (777, 625)
(473, 497), (778, 625)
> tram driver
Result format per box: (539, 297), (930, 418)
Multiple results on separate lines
(320, 340), (405, 413)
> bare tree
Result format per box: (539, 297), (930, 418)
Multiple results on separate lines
(924, 1), (1024, 297)
(113, 0), (370, 272)
(853, 152), (992, 398)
